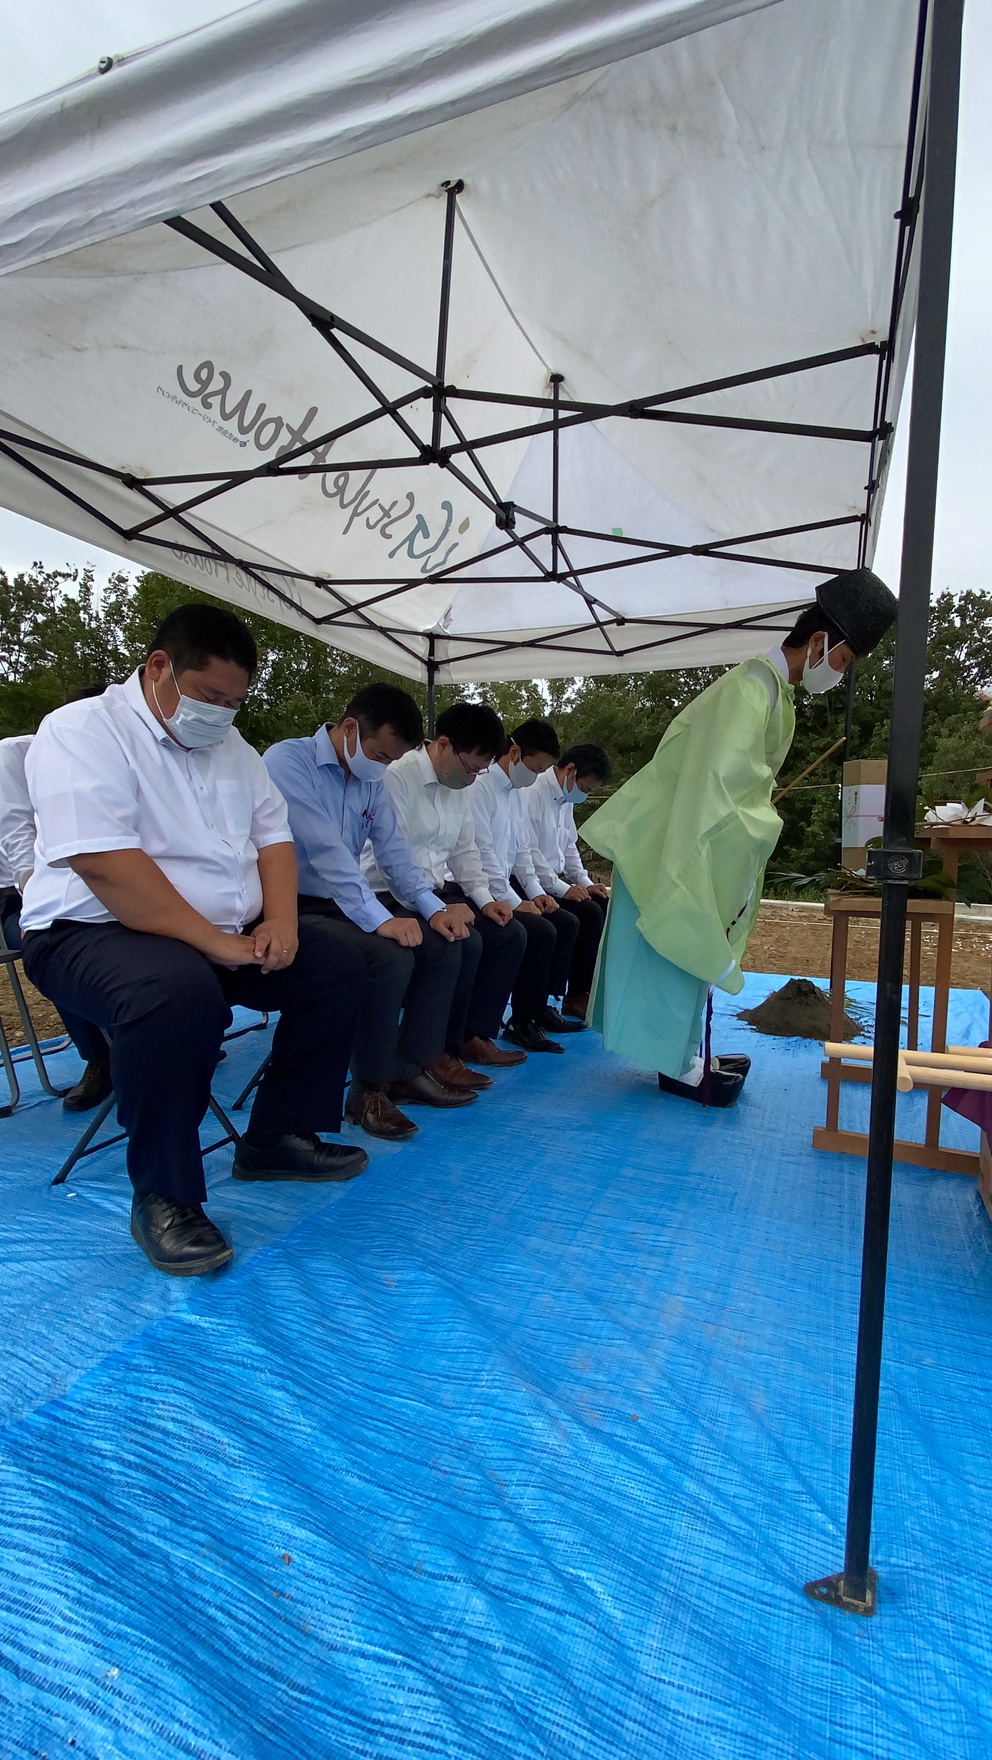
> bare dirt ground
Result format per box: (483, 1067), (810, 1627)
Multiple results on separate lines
(3, 903), (991, 1053)
(742, 902), (992, 992)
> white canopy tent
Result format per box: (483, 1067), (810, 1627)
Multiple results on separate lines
(0, 0), (926, 684)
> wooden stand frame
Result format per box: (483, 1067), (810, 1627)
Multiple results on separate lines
(812, 891), (973, 1175)
(980, 1132), (992, 1220)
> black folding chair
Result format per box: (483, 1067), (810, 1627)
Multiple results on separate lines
(0, 922), (72, 1114)
(50, 1010), (273, 1186)
(51, 1086), (243, 1187)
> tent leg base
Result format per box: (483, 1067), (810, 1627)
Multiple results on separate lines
(803, 1568), (877, 1616)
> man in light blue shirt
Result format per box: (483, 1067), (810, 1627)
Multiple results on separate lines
(264, 683), (476, 1141)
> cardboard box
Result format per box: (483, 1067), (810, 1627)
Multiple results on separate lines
(841, 759), (887, 871)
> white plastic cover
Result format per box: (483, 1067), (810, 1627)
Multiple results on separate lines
(0, 0), (919, 681)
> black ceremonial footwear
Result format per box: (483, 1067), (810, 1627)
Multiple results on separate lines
(233, 1132), (370, 1182)
(713, 1053), (751, 1078)
(657, 1068), (744, 1108)
(130, 1193), (233, 1277)
(536, 1005), (586, 1035)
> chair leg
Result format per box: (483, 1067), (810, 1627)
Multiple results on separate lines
(202, 1093), (244, 1157)
(232, 1052), (270, 1111)
(1, 954), (72, 1099)
(51, 1093), (119, 1186)
(0, 1014), (21, 1116)
(50, 1026), (249, 1186)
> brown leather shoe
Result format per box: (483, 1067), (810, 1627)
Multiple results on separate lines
(388, 1070), (477, 1109)
(428, 1053), (493, 1091)
(345, 1081), (418, 1140)
(563, 991), (589, 1022)
(460, 1035), (526, 1068)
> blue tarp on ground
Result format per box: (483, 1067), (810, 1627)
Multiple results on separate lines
(1, 975), (991, 1759)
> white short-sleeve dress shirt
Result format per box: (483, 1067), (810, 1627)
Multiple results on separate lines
(20, 670), (291, 935)
(361, 745), (495, 908)
(520, 767), (593, 898)
(0, 734), (35, 892)
(468, 764), (543, 904)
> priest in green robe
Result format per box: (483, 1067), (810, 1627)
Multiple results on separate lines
(582, 568), (897, 1105)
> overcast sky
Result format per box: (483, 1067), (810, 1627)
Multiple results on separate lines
(0, 0), (987, 606)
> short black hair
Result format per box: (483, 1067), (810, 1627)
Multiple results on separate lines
(66, 684), (108, 703)
(148, 604), (258, 677)
(508, 718), (559, 760)
(560, 742), (612, 784)
(435, 701), (505, 761)
(340, 682), (423, 747)
(782, 604), (846, 651)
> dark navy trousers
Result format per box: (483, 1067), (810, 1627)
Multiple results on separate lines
(22, 918), (365, 1206)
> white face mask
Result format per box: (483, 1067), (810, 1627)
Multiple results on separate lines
(345, 724), (389, 782)
(437, 744), (475, 791)
(153, 662), (237, 749)
(509, 756), (539, 790)
(802, 643), (847, 695)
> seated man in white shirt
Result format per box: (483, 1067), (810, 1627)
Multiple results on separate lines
(362, 700), (528, 1082)
(469, 718), (579, 1055)
(0, 697), (114, 1112)
(520, 741), (612, 1024)
(20, 604), (369, 1278)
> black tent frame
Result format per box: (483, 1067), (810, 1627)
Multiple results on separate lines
(0, 0), (965, 1616)
(0, 3), (934, 693)
(805, 0), (965, 1617)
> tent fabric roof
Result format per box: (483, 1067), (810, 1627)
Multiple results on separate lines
(0, 0), (778, 277)
(0, 0), (921, 682)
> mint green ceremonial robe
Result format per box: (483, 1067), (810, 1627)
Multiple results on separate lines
(583, 655), (796, 1076)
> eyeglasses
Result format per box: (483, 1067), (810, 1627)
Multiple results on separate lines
(452, 748), (489, 779)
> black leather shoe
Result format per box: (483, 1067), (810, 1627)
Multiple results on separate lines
(657, 1068), (744, 1108)
(713, 1053), (751, 1078)
(130, 1192), (233, 1277)
(62, 1057), (113, 1114)
(502, 1020), (565, 1054)
(232, 1132), (370, 1181)
(387, 1071), (477, 1109)
(537, 1005), (586, 1035)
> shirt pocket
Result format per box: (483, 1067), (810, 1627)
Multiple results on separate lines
(214, 779), (254, 846)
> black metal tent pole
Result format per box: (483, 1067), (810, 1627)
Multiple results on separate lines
(837, 662), (856, 859)
(426, 633), (438, 737)
(805, 0), (964, 1619)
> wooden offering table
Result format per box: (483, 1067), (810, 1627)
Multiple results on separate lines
(917, 821), (992, 1041)
(812, 890), (972, 1176)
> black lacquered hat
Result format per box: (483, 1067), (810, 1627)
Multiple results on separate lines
(816, 567), (898, 657)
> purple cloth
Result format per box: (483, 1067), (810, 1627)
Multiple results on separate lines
(943, 1039), (992, 1134)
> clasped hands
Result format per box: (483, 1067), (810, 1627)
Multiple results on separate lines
(213, 916), (299, 973)
(376, 904), (475, 947)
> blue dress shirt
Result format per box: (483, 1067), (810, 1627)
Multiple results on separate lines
(263, 725), (444, 933)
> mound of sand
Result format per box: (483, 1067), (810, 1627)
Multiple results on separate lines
(737, 977), (862, 1040)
